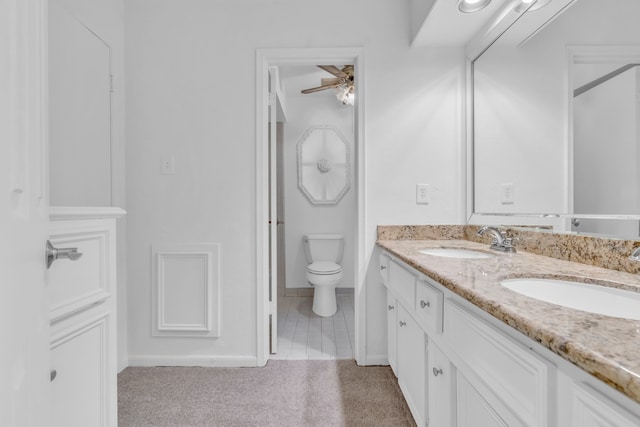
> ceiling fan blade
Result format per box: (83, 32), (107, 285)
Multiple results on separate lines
(317, 65), (348, 78)
(321, 77), (341, 86)
(301, 83), (338, 94)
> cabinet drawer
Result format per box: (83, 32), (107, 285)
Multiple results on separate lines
(388, 260), (416, 309)
(415, 279), (443, 335)
(49, 219), (115, 322)
(445, 300), (551, 427)
(379, 253), (389, 286)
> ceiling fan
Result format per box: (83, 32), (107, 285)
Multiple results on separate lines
(301, 65), (355, 105)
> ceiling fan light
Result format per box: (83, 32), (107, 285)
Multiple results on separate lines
(344, 92), (355, 106)
(457, 0), (492, 13)
(335, 86), (354, 106)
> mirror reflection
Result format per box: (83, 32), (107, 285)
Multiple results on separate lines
(473, 0), (640, 238)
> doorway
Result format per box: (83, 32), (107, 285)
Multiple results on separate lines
(255, 48), (365, 366)
(272, 65), (356, 360)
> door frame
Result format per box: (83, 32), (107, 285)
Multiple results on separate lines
(255, 47), (366, 365)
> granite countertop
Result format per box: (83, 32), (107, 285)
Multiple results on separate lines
(377, 238), (640, 404)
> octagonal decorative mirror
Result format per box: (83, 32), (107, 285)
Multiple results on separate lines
(297, 125), (351, 205)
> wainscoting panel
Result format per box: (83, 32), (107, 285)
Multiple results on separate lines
(152, 244), (220, 337)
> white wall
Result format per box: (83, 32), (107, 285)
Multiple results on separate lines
(50, 0), (128, 371)
(125, 0), (466, 365)
(365, 48), (465, 361)
(281, 89), (355, 290)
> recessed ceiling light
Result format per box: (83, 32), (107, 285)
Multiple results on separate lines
(457, 0), (492, 14)
(514, 0), (552, 13)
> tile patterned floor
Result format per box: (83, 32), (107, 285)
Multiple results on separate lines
(271, 293), (355, 360)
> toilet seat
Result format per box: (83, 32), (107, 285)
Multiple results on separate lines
(307, 261), (342, 275)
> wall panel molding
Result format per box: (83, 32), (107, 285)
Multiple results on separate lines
(152, 244), (220, 337)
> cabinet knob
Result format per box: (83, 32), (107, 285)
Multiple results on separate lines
(432, 367), (443, 377)
(388, 305), (394, 311)
(399, 321), (406, 327)
(420, 300), (430, 309)
(380, 265), (387, 270)
(50, 369), (57, 382)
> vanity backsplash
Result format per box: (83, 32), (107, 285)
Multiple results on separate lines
(377, 225), (640, 275)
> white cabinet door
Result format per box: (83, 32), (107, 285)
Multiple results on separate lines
(428, 339), (453, 427)
(572, 383), (640, 427)
(457, 371), (509, 427)
(51, 311), (113, 427)
(445, 300), (550, 427)
(397, 305), (427, 427)
(386, 290), (398, 376)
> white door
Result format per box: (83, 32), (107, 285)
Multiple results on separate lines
(1, 0), (51, 424)
(268, 69), (278, 353)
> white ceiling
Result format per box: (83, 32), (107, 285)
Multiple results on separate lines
(412, 0), (513, 47)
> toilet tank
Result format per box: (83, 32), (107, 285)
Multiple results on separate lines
(303, 234), (344, 264)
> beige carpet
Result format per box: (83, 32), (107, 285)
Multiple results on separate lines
(118, 360), (416, 427)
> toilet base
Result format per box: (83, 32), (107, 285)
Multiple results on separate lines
(312, 284), (337, 317)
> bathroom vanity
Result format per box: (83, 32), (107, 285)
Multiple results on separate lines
(377, 227), (640, 427)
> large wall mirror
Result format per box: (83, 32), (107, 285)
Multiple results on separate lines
(472, 0), (640, 239)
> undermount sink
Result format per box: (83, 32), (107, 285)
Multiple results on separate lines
(418, 248), (493, 260)
(501, 278), (640, 320)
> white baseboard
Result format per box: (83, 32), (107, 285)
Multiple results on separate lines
(127, 355), (259, 368)
(118, 356), (129, 373)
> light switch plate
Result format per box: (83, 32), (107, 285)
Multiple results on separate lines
(161, 156), (175, 175)
(500, 183), (514, 204)
(416, 184), (429, 204)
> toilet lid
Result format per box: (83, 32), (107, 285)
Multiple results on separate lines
(307, 262), (342, 275)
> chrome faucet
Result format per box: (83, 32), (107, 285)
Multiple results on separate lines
(477, 226), (517, 253)
(630, 247), (640, 262)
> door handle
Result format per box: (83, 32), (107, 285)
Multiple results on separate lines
(46, 240), (83, 269)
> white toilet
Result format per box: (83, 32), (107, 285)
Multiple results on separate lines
(303, 234), (344, 317)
